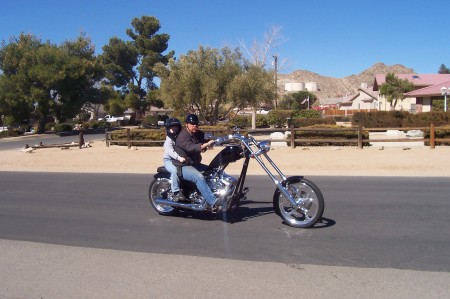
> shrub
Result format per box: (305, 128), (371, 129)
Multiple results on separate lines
(229, 115), (250, 128)
(142, 115), (159, 127)
(352, 111), (404, 127)
(293, 109), (321, 118)
(53, 123), (73, 132)
(0, 129), (20, 138)
(86, 120), (110, 130)
(267, 110), (292, 127)
(353, 111), (450, 128)
(255, 115), (269, 128)
(45, 122), (56, 132)
(403, 111), (450, 127)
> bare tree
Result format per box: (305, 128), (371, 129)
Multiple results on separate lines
(239, 25), (286, 128)
(240, 25), (285, 68)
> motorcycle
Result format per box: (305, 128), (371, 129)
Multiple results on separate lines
(148, 132), (325, 228)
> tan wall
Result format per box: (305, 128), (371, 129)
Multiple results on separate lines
(378, 95), (431, 113)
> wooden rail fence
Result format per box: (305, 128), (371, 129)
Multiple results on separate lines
(25, 131), (86, 149)
(105, 125), (450, 149)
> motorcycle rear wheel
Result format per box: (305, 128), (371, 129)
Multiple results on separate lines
(273, 177), (324, 228)
(149, 178), (176, 216)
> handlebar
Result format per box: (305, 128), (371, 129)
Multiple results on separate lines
(213, 133), (263, 149)
(213, 134), (248, 146)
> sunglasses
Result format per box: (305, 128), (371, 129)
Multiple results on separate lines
(188, 122), (199, 126)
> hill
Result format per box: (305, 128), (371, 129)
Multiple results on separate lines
(277, 62), (415, 99)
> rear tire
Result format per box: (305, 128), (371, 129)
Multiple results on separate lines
(273, 177), (324, 228)
(149, 178), (176, 216)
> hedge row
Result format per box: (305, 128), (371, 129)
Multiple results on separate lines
(109, 128), (166, 147)
(352, 111), (450, 128)
(0, 129), (21, 138)
(229, 110), (331, 128)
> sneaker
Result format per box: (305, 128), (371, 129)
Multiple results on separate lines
(173, 191), (188, 202)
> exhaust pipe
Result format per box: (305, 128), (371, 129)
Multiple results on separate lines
(155, 198), (205, 211)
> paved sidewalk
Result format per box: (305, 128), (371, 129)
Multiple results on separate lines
(1, 240), (449, 298)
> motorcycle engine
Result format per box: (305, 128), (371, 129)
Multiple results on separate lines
(205, 171), (237, 200)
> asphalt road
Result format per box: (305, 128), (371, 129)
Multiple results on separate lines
(0, 132), (105, 151)
(1, 172), (449, 273)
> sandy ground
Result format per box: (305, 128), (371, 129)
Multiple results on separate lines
(1, 136), (450, 177)
(1, 137), (450, 298)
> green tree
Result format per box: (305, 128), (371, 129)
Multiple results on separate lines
(438, 64), (450, 74)
(279, 90), (317, 110)
(52, 34), (104, 122)
(379, 73), (414, 109)
(107, 97), (127, 116)
(83, 82), (111, 120)
(0, 34), (41, 124)
(227, 64), (275, 119)
(0, 33), (102, 132)
(101, 16), (174, 116)
(102, 86), (125, 115)
(157, 46), (247, 124)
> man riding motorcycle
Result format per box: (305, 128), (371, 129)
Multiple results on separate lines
(175, 114), (220, 210)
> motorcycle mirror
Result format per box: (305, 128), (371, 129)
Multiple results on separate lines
(205, 132), (214, 139)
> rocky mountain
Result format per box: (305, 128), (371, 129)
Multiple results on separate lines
(277, 62), (415, 99)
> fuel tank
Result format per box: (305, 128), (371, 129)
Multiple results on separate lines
(207, 145), (243, 170)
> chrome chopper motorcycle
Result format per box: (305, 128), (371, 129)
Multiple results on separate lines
(148, 132), (325, 228)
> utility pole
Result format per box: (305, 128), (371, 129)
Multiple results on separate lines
(273, 55), (278, 110)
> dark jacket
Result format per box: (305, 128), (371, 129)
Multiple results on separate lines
(175, 127), (207, 165)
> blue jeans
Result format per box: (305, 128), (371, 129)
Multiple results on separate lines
(164, 159), (180, 193)
(181, 164), (215, 205)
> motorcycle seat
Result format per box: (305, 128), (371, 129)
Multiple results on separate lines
(157, 166), (169, 173)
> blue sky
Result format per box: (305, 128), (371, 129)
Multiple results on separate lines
(1, 0), (449, 78)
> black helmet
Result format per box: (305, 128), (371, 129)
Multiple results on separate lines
(165, 117), (182, 129)
(185, 114), (199, 125)
(165, 117), (182, 140)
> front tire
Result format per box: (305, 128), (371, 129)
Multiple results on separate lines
(149, 178), (176, 216)
(273, 177), (324, 228)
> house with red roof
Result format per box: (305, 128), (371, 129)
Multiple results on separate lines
(373, 74), (450, 113)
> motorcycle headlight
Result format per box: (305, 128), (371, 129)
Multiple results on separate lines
(259, 141), (271, 153)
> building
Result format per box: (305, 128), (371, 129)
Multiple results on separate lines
(373, 74), (450, 113)
(339, 85), (379, 111)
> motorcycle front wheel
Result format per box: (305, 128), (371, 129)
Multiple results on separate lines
(273, 177), (324, 228)
(149, 178), (176, 216)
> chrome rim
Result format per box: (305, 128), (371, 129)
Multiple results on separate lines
(278, 181), (319, 226)
(150, 179), (175, 213)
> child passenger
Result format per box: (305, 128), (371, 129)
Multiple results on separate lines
(163, 118), (187, 201)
